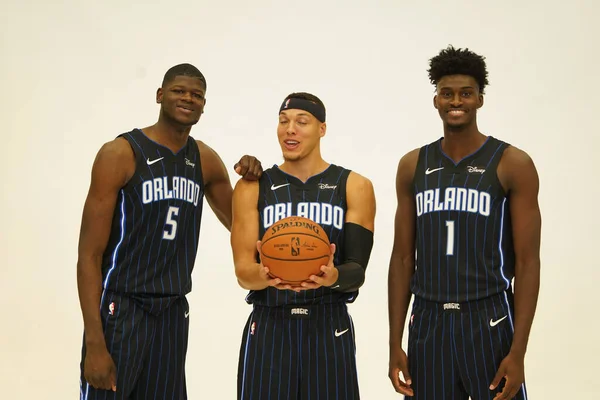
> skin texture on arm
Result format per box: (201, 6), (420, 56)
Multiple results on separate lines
(345, 171), (376, 231)
(198, 140), (264, 232)
(387, 148), (420, 397)
(301, 171), (376, 289)
(230, 179), (283, 290)
(490, 146), (541, 399)
(77, 137), (135, 391)
(197, 141), (234, 231)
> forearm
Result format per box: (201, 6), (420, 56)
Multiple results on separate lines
(235, 262), (268, 290)
(77, 256), (106, 348)
(510, 261), (540, 356)
(388, 255), (414, 347)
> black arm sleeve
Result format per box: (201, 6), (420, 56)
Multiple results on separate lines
(330, 222), (374, 292)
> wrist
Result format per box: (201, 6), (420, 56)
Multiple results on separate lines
(85, 335), (107, 349)
(509, 345), (527, 359)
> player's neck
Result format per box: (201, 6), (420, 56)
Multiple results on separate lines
(144, 120), (191, 153)
(280, 153), (330, 183)
(441, 123), (487, 163)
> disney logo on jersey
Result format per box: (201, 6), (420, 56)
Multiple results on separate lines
(416, 187), (491, 217)
(263, 202), (345, 230)
(185, 158), (196, 168)
(318, 183), (337, 190)
(467, 165), (485, 174)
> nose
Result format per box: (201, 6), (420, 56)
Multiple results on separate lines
(286, 123), (296, 136)
(181, 91), (193, 102)
(450, 93), (462, 107)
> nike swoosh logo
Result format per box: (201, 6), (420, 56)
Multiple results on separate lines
(147, 157), (164, 165)
(334, 328), (349, 337)
(271, 183), (290, 190)
(425, 167), (444, 175)
(490, 316), (507, 327)
(184, 311), (190, 318)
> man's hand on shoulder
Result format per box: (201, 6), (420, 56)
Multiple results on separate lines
(234, 155), (263, 181)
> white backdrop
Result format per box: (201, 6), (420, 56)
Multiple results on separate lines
(2, 0), (599, 398)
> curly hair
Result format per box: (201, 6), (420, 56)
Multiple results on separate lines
(427, 45), (489, 94)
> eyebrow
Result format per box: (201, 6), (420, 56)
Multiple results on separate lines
(439, 86), (475, 90)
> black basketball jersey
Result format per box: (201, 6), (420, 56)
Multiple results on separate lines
(100, 129), (204, 312)
(246, 164), (356, 307)
(411, 136), (515, 303)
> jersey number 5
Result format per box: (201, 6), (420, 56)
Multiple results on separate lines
(445, 220), (455, 256)
(163, 206), (180, 240)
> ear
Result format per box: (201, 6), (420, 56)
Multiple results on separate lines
(319, 122), (327, 138)
(433, 95), (438, 110)
(156, 87), (163, 104)
(478, 94), (484, 109)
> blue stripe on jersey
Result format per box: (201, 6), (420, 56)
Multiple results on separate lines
(103, 191), (126, 289)
(498, 198), (510, 287)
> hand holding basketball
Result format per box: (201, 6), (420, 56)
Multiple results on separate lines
(300, 243), (337, 290)
(256, 241), (302, 292)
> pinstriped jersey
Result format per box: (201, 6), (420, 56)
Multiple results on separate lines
(101, 129), (204, 313)
(411, 136), (515, 303)
(246, 164), (356, 307)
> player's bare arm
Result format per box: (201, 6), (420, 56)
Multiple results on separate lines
(231, 179), (295, 291)
(76, 138), (135, 392)
(387, 148), (420, 397)
(490, 146), (541, 399)
(302, 171), (376, 290)
(198, 141), (263, 231)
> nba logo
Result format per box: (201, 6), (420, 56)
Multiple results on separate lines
(109, 302), (115, 316)
(290, 237), (300, 256)
(410, 314), (414, 325)
(284, 99), (290, 108)
(250, 322), (256, 335)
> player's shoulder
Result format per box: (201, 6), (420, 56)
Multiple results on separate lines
(346, 170), (374, 197)
(499, 144), (536, 168)
(97, 135), (135, 163)
(397, 147), (422, 173)
(194, 139), (213, 156)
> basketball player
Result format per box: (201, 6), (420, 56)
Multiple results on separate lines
(77, 63), (263, 399)
(388, 46), (541, 400)
(230, 92), (376, 399)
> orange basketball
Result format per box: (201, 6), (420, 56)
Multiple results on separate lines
(260, 216), (331, 284)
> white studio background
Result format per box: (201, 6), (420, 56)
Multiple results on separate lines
(1, 0), (599, 398)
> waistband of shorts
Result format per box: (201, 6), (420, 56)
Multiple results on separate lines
(252, 302), (347, 319)
(413, 290), (514, 313)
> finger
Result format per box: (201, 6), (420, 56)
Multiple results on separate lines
(388, 367), (402, 392)
(110, 366), (117, 391)
(489, 368), (505, 390)
(496, 379), (517, 400)
(400, 364), (412, 387)
(300, 281), (322, 290)
(256, 241), (262, 253)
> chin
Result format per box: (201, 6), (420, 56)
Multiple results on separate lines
(282, 151), (302, 162)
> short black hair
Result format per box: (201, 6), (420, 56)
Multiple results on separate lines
(162, 63), (206, 88)
(285, 92), (326, 113)
(428, 45), (489, 94)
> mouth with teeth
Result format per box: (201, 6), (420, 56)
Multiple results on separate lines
(447, 109), (467, 117)
(283, 139), (300, 151)
(177, 105), (195, 114)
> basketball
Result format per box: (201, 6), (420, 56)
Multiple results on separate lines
(260, 216), (331, 284)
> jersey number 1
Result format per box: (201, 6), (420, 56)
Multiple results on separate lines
(163, 206), (179, 240)
(445, 220), (455, 256)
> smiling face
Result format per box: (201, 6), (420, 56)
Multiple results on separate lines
(156, 75), (206, 127)
(433, 74), (484, 130)
(277, 108), (326, 162)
